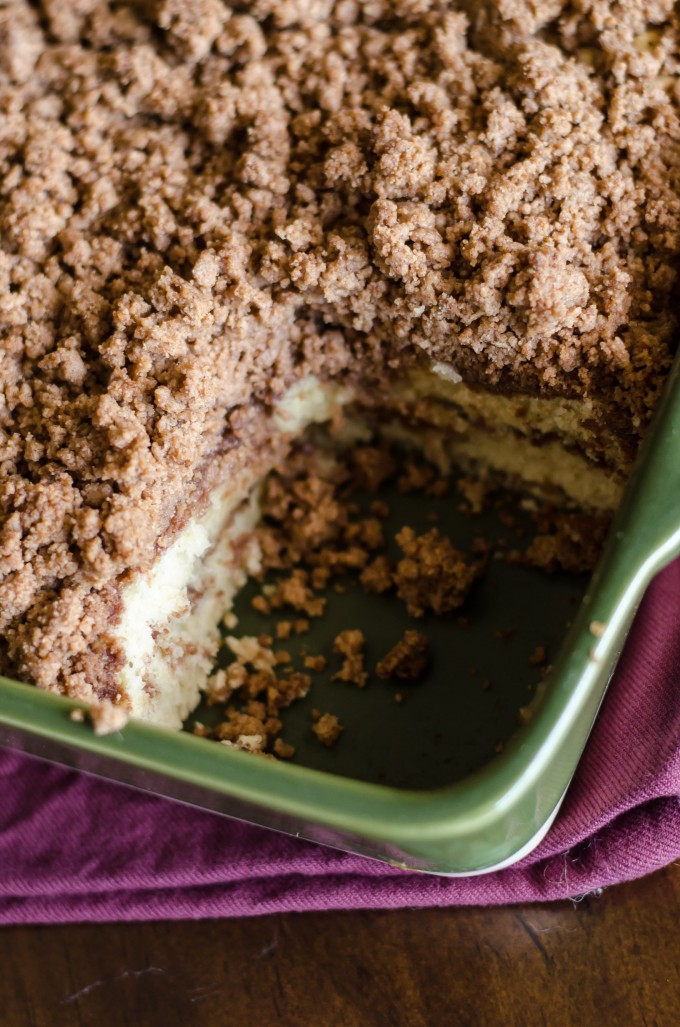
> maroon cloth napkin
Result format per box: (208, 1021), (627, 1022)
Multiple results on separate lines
(1, 560), (678, 923)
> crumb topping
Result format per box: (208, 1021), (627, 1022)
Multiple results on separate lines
(376, 630), (430, 681)
(312, 711), (343, 748)
(332, 628), (368, 687)
(393, 527), (482, 617)
(2, 1), (679, 697)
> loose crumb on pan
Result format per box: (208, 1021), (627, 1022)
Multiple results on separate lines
(273, 738), (296, 760)
(312, 712), (344, 749)
(359, 555), (393, 595)
(257, 571), (327, 619)
(376, 631), (430, 681)
(393, 527), (482, 617)
(86, 703), (129, 737)
(332, 629), (368, 688)
(304, 654), (327, 672)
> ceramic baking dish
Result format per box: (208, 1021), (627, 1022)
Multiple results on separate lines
(1, 352), (679, 876)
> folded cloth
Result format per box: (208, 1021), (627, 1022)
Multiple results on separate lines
(1, 560), (678, 923)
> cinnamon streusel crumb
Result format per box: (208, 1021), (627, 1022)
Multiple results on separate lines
(393, 527), (482, 617)
(332, 629), (368, 688)
(312, 713), (344, 749)
(376, 631), (430, 682)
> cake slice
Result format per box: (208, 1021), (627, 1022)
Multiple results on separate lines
(1, 0), (678, 726)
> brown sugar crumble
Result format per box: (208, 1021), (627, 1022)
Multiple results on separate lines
(312, 713), (344, 749)
(304, 654), (327, 673)
(273, 738), (296, 760)
(393, 527), (483, 617)
(376, 631), (430, 682)
(192, 632), (312, 757)
(332, 629), (368, 688)
(359, 555), (393, 595)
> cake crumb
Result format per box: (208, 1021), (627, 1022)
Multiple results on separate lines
(226, 635), (277, 672)
(273, 739), (295, 760)
(259, 570), (327, 618)
(359, 555), (393, 594)
(269, 672), (312, 712)
(69, 709), (85, 723)
(205, 668), (233, 705)
(332, 629), (368, 687)
(590, 621), (606, 637)
(304, 655), (327, 672)
(311, 566), (331, 590)
(393, 527), (481, 617)
(376, 631), (429, 682)
(192, 722), (212, 738)
(88, 703), (129, 736)
(312, 713), (343, 748)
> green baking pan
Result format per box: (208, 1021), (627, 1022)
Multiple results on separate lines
(1, 352), (679, 876)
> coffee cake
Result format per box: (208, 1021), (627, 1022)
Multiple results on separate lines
(1, 1), (678, 725)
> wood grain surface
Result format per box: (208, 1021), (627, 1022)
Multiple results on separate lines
(1, 864), (678, 1027)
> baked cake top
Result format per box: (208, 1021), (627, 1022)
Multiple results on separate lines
(1, 0), (679, 689)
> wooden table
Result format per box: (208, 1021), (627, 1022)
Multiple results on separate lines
(1, 864), (677, 1026)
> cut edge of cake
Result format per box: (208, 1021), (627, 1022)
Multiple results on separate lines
(106, 367), (626, 727)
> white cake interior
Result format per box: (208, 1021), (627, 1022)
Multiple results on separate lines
(112, 376), (347, 727)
